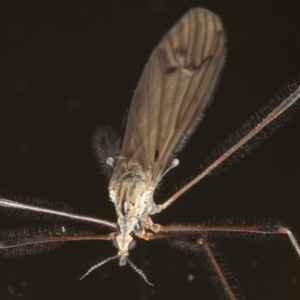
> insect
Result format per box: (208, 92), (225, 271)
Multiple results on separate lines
(0, 7), (299, 299)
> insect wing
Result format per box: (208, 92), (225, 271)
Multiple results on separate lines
(119, 8), (226, 186)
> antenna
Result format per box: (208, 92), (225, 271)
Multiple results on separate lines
(80, 255), (153, 286)
(127, 259), (154, 286)
(80, 255), (118, 280)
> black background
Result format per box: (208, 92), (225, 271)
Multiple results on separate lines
(1, 1), (300, 299)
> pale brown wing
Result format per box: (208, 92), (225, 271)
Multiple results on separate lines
(120, 8), (226, 184)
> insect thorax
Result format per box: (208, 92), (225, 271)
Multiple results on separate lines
(108, 159), (156, 259)
(109, 159), (156, 232)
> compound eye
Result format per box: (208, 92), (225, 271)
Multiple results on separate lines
(111, 236), (136, 251)
(112, 237), (119, 250)
(128, 239), (137, 251)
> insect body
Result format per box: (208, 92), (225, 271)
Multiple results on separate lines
(108, 8), (225, 264)
(0, 7), (300, 300)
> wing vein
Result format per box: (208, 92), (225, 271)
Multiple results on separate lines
(116, 8), (226, 184)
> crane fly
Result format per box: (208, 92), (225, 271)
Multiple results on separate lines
(0, 7), (300, 299)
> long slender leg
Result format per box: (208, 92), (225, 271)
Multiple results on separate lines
(155, 85), (300, 212)
(146, 228), (242, 299)
(157, 224), (300, 257)
(0, 198), (116, 229)
(0, 234), (112, 250)
(198, 237), (237, 300)
(277, 226), (300, 256)
(145, 222), (300, 299)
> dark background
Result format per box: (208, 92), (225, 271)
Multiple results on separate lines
(1, 1), (300, 299)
